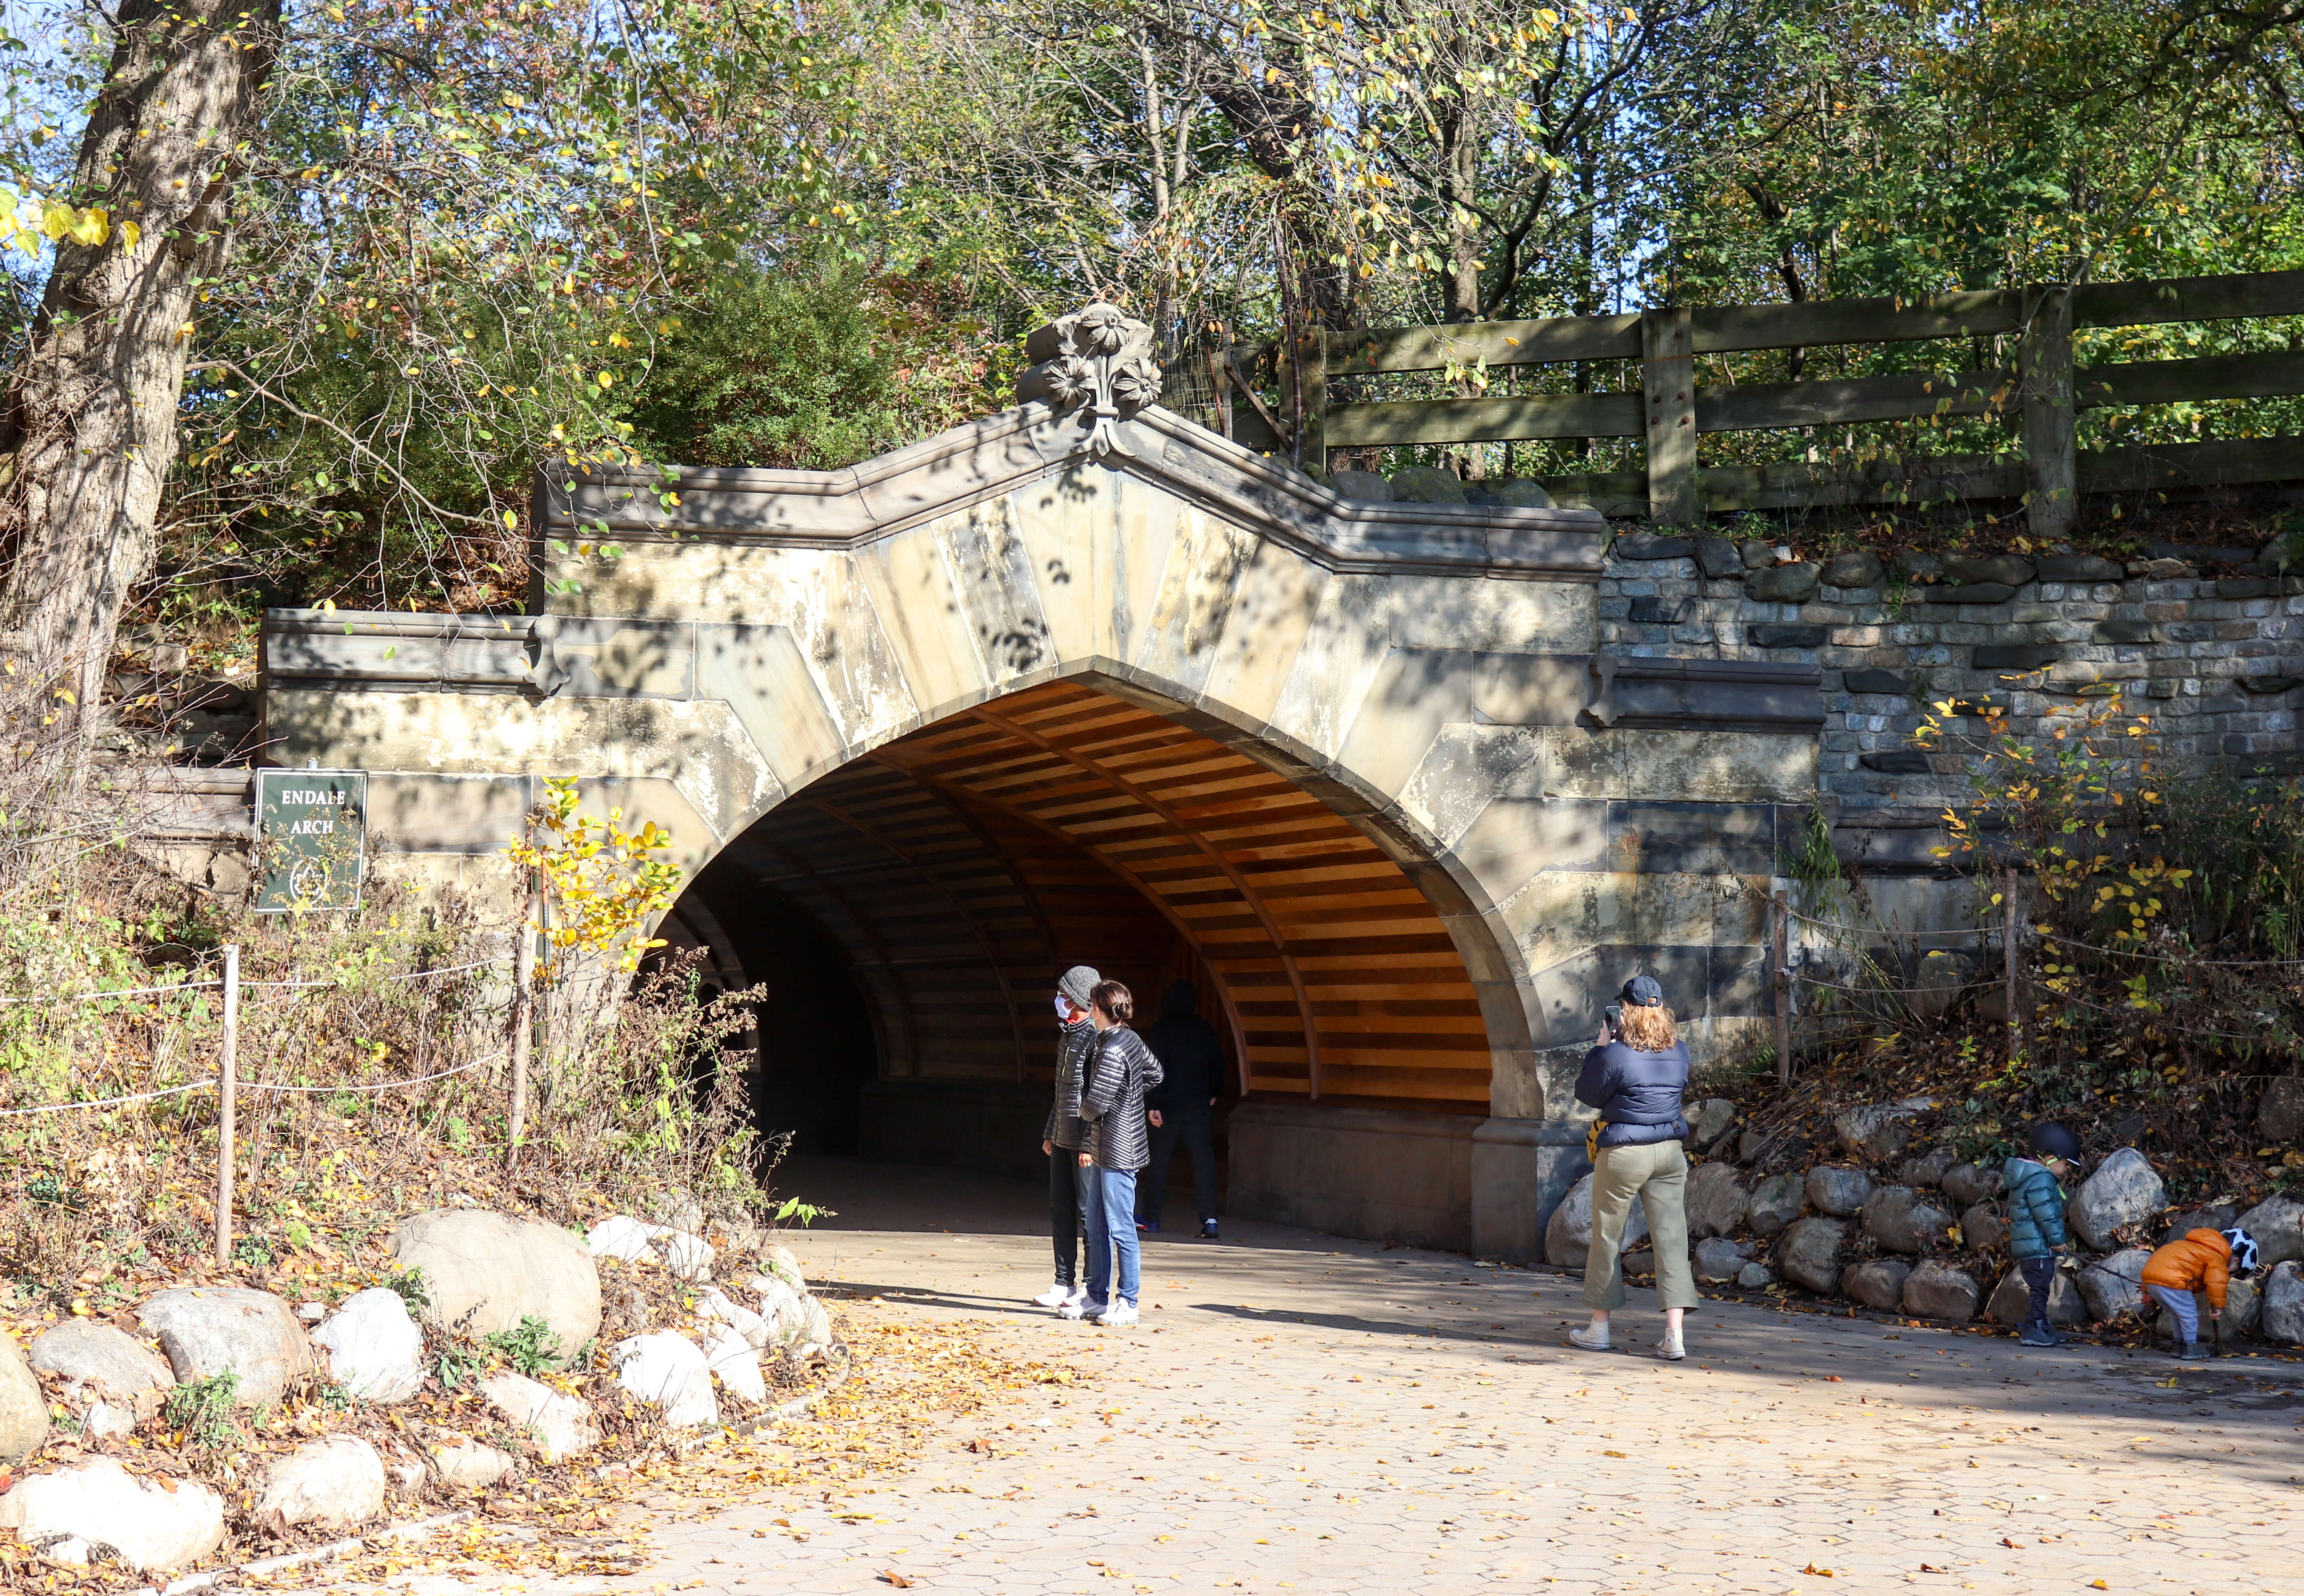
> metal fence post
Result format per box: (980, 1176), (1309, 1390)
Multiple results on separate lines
(507, 902), (537, 1165)
(1642, 306), (1699, 526)
(1772, 891), (1791, 1086)
(214, 944), (239, 1268)
(2022, 285), (2075, 542)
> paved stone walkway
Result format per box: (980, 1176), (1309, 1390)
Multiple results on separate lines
(332, 1156), (2303, 1595)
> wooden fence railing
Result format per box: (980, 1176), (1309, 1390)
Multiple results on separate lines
(1220, 269), (2304, 535)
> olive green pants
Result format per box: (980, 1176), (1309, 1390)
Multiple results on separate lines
(1582, 1139), (1699, 1312)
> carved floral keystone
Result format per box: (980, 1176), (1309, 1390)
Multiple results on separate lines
(1017, 302), (1163, 459)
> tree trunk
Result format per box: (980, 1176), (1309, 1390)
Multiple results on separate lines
(0, 0), (283, 731)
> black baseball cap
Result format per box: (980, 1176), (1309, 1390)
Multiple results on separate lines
(1620, 975), (1665, 1007)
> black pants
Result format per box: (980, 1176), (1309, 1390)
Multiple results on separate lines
(2020, 1255), (2058, 1333)
(1049, 1148), (1089, 1287)
(1137, 1112), (1218, 1227)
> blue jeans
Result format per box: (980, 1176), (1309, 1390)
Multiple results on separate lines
(1083, 1164), (1141, 1307)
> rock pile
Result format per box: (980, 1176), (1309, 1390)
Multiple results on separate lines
(0, 1206), (841, 1578)
(1543, 1096), (2304, 1347)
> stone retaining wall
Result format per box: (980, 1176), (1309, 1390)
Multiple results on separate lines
(1590, 532), (2302, 811)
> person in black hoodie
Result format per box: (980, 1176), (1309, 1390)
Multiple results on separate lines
(1136, 980), (1226, 1238)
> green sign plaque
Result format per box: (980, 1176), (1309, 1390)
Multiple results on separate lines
(254, 768), (368, 912)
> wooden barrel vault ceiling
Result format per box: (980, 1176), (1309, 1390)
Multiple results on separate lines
(688, 679), (1495, 1114)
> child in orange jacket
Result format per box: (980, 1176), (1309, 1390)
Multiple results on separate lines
(2141, 1227), (2259, 1356)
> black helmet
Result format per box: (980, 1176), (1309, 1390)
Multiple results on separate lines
(2029, 1122), (2083, 1165)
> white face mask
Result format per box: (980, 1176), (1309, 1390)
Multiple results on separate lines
(1054, 995), (1074, 1019)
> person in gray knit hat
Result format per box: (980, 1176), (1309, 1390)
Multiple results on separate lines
(1033, 964), (1102, 1311)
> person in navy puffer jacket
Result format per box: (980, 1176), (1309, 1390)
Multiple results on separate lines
(2002, 1122), (2083, 1347)
(1568, 975), (1697, 1362)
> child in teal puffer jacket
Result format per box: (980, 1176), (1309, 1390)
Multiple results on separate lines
(2002, 1123), (2083, 1347)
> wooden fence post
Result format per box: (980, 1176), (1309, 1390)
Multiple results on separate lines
(507, 901), (537, 1165)
(214, 944), (239, 1269)
(2022, 285), (2075, 542)
(1772, 891), (1791, 1086)
(2004, 866), (2023, 1060)
(1642, 306), (1698, 527)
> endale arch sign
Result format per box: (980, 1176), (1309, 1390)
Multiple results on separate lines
(257, 305), (1822, 1258)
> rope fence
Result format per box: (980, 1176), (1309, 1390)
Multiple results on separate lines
(1759, 869), (2302, 1081)
(0, 937), (534, 1266)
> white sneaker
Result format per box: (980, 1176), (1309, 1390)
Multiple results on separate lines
(1060, 1298), (1104, 1321)
(1653, 1333), (1686, 1362)
(1568, 1322), (1610, 1351)
(1094, 1302), (1139, 1327)
(1031, 1281), (1075, 1309)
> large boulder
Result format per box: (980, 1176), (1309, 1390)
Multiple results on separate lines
(1689, 1099), (1737, 1149)
(29, 1321), (174, 1439)
(2263, 1261), (2304, 1343)
(1328, 469), (1392, 503)
(2066, 1148), (2166, 1250)
(0, 1458), (226, 1572)
(1, 1331), (51, 1463)
(1901, 1261), (1981, 1322)
(759, 1244), (808, 1295)
(585, 1214), (716, 1282)
(1493, 479), (1556, 510)
(2157, 1204), (2239, 1246)
(1685, 1163), (1748, 1239)
(1987, 1266), (2085, 1327)
(2258, 1076), (2304, 1142)
(1747, 1173), (1805, 1235)
(698, 1287), (771, 1353)
(2236, 1193), (2304, 1267)
(428, 1438), (518, 1491)
(1806, 1165), (1874, 1217)
(1842, 1258), (1913, 1311)
(481, 1371), (601, 1462)
(1693, 1237), (1752, 1284)
(136, 1287), (313, 1408)
(1834, 1098), (1935, 1163)
(1862, 1186), (1955, 1254)
(612, 1333), (718, 1428)
(391, 1210), (601, 1361)
(1899, 1149), (1955, 1189)
(312, 1288), (426, 1403)
(1543, 1172), (1647, 1270)
(2182, 1276), (2262, 1339)
(1388, 465), (1469, 505)
(1960, 1202), (2007, 1252)
(1775, 1218), (1849, 1295)
(2076, 1248), (2152, 1322)
(255, 1435), (386, 1532)
(1941, 1163), (2003, 1208)
(701, 1321), (768, 1404)
(741, 1274), (809, 1348)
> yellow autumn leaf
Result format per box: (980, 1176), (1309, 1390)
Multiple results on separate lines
(68, 206), (108, 245)
(119, 218), (140, 250)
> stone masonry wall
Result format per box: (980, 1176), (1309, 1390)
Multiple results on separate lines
(1590, 532), (2304, 811)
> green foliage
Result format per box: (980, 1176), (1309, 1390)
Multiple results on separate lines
(163, 1369), (241, 1449)
(772, 1198), (831, 1228)
(484, 1314), (565, 1376)
(231, 1236), (273, 1269)
(624, 264), (995, 471)
(387, 1268), (431, 1313)
(436, 1344), (484, 1392)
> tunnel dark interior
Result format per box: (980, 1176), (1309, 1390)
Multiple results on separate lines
(652, 678), (1501, 1175)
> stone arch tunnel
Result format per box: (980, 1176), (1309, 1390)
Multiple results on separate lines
(257, 303), (1825, 1258)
